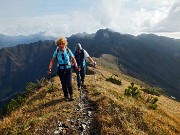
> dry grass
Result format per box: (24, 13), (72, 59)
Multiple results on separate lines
(0, 74), (80, 135)
(87, 65), (180, 135)
(0, 62), (180, 135)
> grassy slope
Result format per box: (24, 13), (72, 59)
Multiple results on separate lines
(88, 65), (180, 135)
(0, 56), (180, 135)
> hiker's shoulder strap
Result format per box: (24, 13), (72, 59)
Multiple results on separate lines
(82, 49), (85, 58)
(56, 47), (72, 58)
(66, 47), (70, 55)
(74, 49), (78, 56)
(66, 47), (73, 57)
(56, 47), (60, 60)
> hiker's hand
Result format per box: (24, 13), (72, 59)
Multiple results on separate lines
(47, 69), (52, 74)
(93, 62), (96, 67)
(75, 64), (80, 71)
(77, 67), (81, 72)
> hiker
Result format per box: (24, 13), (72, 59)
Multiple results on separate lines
(74, 43), (96, 90)
(48, 37), (79, 101)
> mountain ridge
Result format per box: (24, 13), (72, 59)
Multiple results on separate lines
(0, 60), (179, 134)
(0, 28), (180, 113)
(68, 29), (180, 99)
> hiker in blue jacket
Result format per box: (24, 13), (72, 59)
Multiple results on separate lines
(48, 37), (78, 101)
(74, 43), (96, 90)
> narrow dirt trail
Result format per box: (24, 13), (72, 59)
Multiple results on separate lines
(53, 79), (97, 135)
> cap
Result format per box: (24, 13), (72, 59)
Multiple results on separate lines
(76, 43), (82, 50)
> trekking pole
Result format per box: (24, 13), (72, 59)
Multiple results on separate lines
(94, 68), (96, 86)
(47, 74), (53, 90)
(77, 68), (82, 103)
(46, 70), (57, 91)
(45, 73), (53, 92)
(49, 74), (54, 91)
(93, 64), (96, 86)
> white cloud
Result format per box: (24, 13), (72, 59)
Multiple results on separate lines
(0, 0), (180, 39)
(153, 1), (180, 32)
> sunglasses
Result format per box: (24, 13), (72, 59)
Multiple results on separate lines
(58, 42), (65, 46)
(61, 53), (64, 60)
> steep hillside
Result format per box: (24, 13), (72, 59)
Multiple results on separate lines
(0, 40), (56, 111)
(0, 58), (179, 135)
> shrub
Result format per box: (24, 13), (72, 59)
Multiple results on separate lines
(5, 99), (20, 114)
(46, 85), (53, 93)
(106, 74), (121, 85)
(147, 103), (158, 110)
(124, 82), (140, 98)
(3, 78), (48, 116)
(141, 87), (162, 96)
(150, 97), (158, 104)
(26, 82), (38, 93)
(36, 77), (47, 88)
(17, 95), (26, 104)
(147, 97), (158, 110)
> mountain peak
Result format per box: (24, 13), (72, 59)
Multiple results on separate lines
(96, 28), (116, 35)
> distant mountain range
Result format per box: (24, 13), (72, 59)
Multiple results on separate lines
(0, 32), (56, 49)
(0, 28), (180, 112)
(68, 29), (180, 100)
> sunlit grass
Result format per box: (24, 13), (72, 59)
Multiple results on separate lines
(0, 62), (180, 135)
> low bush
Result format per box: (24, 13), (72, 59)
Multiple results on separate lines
(124, 82), (140, 98)
(147, 97), (158, 110)
(5, 99), (20, 114)
(106, 74), (121, 85)
(141, 87), (162, 96)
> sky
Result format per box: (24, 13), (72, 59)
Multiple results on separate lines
(0, 0), (180, 39)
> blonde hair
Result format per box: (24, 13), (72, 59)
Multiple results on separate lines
(55, 37), (68, 46)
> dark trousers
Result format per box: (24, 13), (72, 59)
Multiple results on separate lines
(58, 68), (73, 97)
(76, 66), (86, 87)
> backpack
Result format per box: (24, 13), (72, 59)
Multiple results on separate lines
(56, 47), (71, 60)
(55, 47), (72, 69)
(74, 49), (86, 68)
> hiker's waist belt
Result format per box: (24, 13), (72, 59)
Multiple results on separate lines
(58, 64), (70, 66)
(57, 63), (71, 69)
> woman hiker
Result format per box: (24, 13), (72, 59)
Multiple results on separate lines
(48, 37), (79, 101)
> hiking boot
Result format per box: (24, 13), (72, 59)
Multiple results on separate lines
(64, 97), (69, 101)
(82, 85), (87, 89)
(70, 95), (74, 101)
(82, 81), (84, 86)
(78, 86), (81, 91)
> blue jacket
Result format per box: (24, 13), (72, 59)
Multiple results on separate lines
(53, 48), (73, 69)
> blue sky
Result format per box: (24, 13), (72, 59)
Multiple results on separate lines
(0, 0), (180, 39)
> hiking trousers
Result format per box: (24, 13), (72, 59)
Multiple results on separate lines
(76, 66), (86, 88)
(58, 68), (73, 97)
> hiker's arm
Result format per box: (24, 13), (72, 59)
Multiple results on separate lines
(87, 56), (94, 63)
(84, 50), (96, 66)
(71, 56), (78, 68)
(87, 56), (96, 66)
(48, 57), (55, 74)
